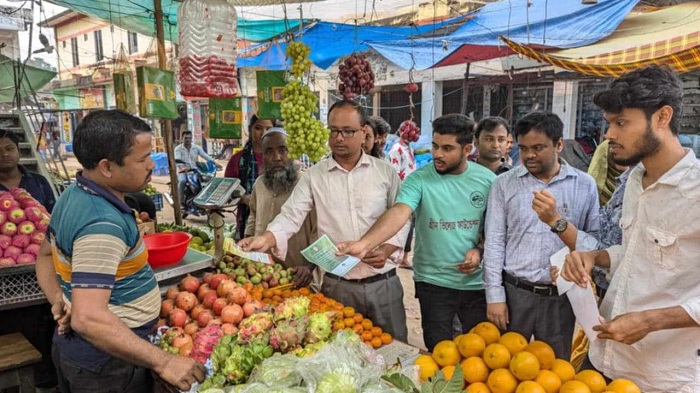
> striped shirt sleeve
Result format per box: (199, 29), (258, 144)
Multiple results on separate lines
(71, 234), (129, 289)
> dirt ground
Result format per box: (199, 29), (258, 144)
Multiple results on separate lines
(56, 156), (427, 350)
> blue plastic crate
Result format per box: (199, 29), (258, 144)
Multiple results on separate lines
(150, 193), (164, 211)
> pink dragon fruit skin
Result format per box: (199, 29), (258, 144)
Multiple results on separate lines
(269, 316), (309, 353)
(190, 324), (223, 364)
(238, 312), (274, 342)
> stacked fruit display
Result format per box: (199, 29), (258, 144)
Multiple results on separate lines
(399, 119), (421, 143)
(143, 184), (158, 196)
(414, 321), (640, 393)
(337, 53), (375, 99)
(217, 254), (296, 287)
(0, 188), (50, 268)
(281, 41), (329, 162)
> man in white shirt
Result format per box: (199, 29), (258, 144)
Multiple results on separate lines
(239, 100), (409, 341)
(174, 131), (216, 206)
(560, 65), (700, 392)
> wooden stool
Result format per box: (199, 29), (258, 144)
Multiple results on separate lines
(0, 333), (42, 393)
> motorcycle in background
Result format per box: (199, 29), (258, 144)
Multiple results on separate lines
(164, 159), (220, 219)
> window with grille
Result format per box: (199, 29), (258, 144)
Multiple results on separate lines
(70, 37), (79, 67)
(94, 30), (104, 62)
(128, 31), (138, 54)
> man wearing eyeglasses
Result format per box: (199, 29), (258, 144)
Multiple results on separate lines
(240, 100), (410, 341)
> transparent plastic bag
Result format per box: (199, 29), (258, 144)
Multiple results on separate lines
(296, 331), (386, 393)
(247, 354), (303, 389)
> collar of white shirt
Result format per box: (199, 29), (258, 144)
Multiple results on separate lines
(326, 152), (372, 172)
(631, 149), (697, 187)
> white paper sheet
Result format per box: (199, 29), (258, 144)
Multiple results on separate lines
(566, 283), (601, 342)
(549, 246), (574, 294)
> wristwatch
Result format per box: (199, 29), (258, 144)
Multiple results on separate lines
(550, 218), (568, 234)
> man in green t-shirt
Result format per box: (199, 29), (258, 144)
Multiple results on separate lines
(338, 114), (496, 350)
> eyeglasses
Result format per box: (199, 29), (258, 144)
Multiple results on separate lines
(329, 128), (361, 138)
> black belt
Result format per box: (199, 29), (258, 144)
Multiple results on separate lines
(503, 272), (558, 296)
(325, 269), (396, 284)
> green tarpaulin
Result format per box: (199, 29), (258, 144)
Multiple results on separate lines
(45, 0), (306, 42)
(0, 55), (57, 104)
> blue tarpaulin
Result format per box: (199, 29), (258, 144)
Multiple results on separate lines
(238, 15), (470, 70)
(367, 0), (639, 70)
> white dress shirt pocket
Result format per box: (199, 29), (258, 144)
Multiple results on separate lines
(646, 227), (679, 269)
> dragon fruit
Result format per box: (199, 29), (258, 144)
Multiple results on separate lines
(273, 296), (310, 321)
(238, 312), (274, 343)
(190, 324), (223, 364)
(270, 316), (309, 353)
(304, 312), (333, 345)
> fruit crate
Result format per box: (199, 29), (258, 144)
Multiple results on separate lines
(0, 265), (46, 311)
(150, 193), (164, 211)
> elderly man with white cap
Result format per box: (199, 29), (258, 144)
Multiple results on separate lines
(244, 127), (318, 288)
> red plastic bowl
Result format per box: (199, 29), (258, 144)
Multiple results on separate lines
(143, 232), (193, 268)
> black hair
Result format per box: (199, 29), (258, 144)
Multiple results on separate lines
(593, 65), (683, 134)
(182, 130), (193, 137)
(328, 99), (365, 121)
(362, 116), (381, 158)
(0, 129), (20, 147)
(475, 116), (510, 139)
(73, 110), (152, 170)
(432, 113), (475, 145)
(371, 116), (391, 136)
(513, 111), (563, 144)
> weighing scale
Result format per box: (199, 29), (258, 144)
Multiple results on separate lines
(193, 177), (245, 262)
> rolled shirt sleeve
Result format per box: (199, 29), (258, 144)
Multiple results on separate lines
(483, 178), (508, 303)
(605, 244), (624, 276)
(681, 297), (700, 326)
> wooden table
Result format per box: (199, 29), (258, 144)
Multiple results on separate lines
(0, 333), (42, 393)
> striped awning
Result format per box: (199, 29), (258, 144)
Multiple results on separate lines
(499, 2), (700, 77)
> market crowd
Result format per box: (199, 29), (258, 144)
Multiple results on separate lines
(27, 64), (697, 393)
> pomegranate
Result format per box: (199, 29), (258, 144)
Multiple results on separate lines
(216, 280), (236, 298)
(208, 317), (222, 326)
(196, 310), (213, 328)
(202, 272), (214, 284)
(168, 308), (187, 328)
(220, 304), (244, 325)
(184, 321), (199, 336)
(165, 286), (179, 300)
(179, 342), (193, 357)
(209, 274), (228, 290)
(190, 304), (204, 319)
(202, 291), (218, 309)
(197, 284), (212, 300)
(160, 299), (175, 318)
(155, 318), (167, 329)
(242, 300), (263, 317)
(226, 287), (248, 306)
(212, 298), (227, 316)
(175, 292), (197, 312)
(179, 274), (200, 294)
(221, 323), (238, 335)
(172, 333), (193, 349)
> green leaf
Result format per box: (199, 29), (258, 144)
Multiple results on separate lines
(381, 373), (420, 393)
(420, 368), (465, 393)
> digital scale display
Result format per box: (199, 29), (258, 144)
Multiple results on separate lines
(194, 177), (242, 209)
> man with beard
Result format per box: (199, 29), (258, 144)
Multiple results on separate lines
(245, 128), (317, 288)
(239, 100), (409, 341)
(471, 116), (512, 175)
(337, 114), (495, 351)
(35, 110), (204, 392)
(483, 111), (599, 359)
(559, 65), (700, 392)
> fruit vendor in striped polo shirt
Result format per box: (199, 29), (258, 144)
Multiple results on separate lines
(35, 110), (204, 393)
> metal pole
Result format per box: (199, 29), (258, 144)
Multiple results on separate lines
(460, 63), (471, 115)
(154, 0), (183, 225)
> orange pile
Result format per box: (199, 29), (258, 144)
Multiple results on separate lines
(414, 321), (640, 393)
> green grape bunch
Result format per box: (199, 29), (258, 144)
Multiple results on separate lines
(282, 42), (330, 162)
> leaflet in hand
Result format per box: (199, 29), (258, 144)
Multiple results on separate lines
(224, 238), (274, 265)
(549, 246), (574, 294)
(301, 234), (360, 277)
(566, 283), (601, 342)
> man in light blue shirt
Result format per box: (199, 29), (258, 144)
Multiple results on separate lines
(483, 111), (599, 359)
(174, 130), (215, 205)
